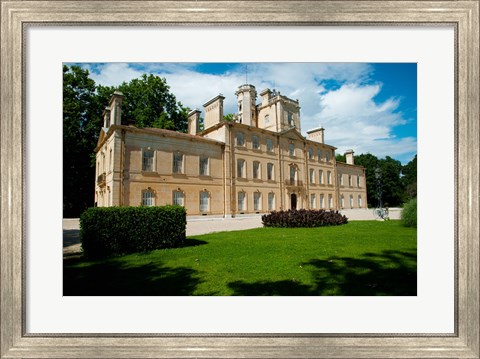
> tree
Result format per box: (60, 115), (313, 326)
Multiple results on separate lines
(223, 113), (236, 122)
(378, 156), (405, 207)
(63, 65), (105, 217)
(116, 74), (189, 132)
(353, 153), (380, 207)
(402, 154), (417, 199)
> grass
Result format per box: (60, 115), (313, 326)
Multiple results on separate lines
(63, 220), (417, 296)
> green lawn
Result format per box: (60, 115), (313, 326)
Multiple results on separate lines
(63, 220), (416, 296)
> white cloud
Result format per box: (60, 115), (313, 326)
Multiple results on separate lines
(80, 62), (416, 163)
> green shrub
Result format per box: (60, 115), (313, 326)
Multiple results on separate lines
(401, 198), (417, 227)
(262, 209), (348, 228)
(80, 206), (186, 258)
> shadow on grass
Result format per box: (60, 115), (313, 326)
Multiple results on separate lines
(64, 259), (201, 296)
(228, 250), (417, 296)
(181, 238), (208, 248)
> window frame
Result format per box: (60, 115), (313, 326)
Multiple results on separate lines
(253, 192), (262, 211)
(141, 189), (155, 206)
(142, 149), (155, 172)
(172, 152), (184, 174)
(237, 159), (246, 178)
(173, 190), (184, 206)
(199, 191), (209, 213)
(253, 161), (261, 179)
(267, 162), (274, 181)
(199, 156), (209, 176)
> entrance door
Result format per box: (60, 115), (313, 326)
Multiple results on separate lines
(291, 193), (297, 210)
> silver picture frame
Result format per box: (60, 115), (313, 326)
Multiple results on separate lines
(1, 1), (479, 357)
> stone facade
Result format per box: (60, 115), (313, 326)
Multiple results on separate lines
(94, 84), (368, 216)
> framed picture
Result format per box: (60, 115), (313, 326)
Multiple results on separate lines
(1, 1), (479, 358)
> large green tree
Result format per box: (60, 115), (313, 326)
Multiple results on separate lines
(63, 65), (105, 217)
(116, 74), (189, 132)
(402, 154), (417, 199)
(63, 68), (190, 217)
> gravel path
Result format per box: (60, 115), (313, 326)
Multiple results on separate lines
(63, 208), (401, 255)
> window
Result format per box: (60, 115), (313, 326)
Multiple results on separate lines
(341, 195), (345, 208)
(348, 175), (352, 187)
(287, 112), (293, 126)
(308, 148), (314, 160)
(238, 102), (242, 112)
(326, 151), (331, 162)
(253, 161), (260, 179)
(289, 143), (295, 156)
(252, 135), (260, 150)
(320, 194), (325, 209)
(267, 163), (274, 180)
(199, 156), (209, 176)
(266, 138), (274, 152)
(173, 152), (183, 174)
(142, 190), (154, 206)
(319, 170), (324, 184)
(327, 171), (332, 185)
(357, 176), (361, 187)
(350, 195), (354, 208)
(358, 195), (362, 207)
(173, 190), (184, 206)
(339, 174), (344, 186)
(328, 194), (333, 208)
(237, 159), (245, 178)
(238, 191), (246, 211)
(254, 192), (262, 211)
(290, 165), (296, 184)
(142, 149), (154, 172)
(236, 132), (245, 146)
(200, 191), (209, 212)
(309, 168), (315, 184)
(265, 114), (270, 126)
(268, 193), (275, 211)
(317, 149), (322, 161)
(110, 149), (113, 171)
(310, 194), (316, 209)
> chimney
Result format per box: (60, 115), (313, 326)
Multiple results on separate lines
(345, 149), (354, 165)
(203, 94), (225, 131)
(102, 107), (111, 128)
(109, 91), (124, 125)
(306, 127), (325, 144)
(259, 88), (272, 106)
(188, 109), (201, 135)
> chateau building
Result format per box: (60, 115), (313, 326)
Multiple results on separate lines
(94, 84), (367, 216)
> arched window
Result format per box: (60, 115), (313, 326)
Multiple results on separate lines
(264, 114), (270, 126)
(266, 138), (274, 152)
(253, 161), (261, 179)
(341, 195), (345, 208)
(358, 195), (362, 207)
(252, 135), (260, 150)
(350, 195), (354, 208)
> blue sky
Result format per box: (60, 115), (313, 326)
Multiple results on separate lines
(76, 62), (417, 164)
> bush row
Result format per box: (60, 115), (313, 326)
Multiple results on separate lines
(401, 198), (417, 227)
(80, 205), (186, 258)
(262, 209), (348, 228)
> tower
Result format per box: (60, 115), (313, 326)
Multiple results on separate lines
(235, 84), (257, 127)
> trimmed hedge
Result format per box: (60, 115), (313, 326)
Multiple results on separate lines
(80, 206), (186, 258)
(262, 209), (348, 228)
(401, 198), (417, 227)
